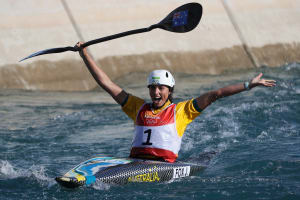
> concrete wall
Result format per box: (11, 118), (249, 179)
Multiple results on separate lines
(0, 0), (299, 91)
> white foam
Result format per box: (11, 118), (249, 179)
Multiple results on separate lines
(92, 180), (111, 190)
(0, 160), (55, 186)
(285, 62), (300, 71)
(180, 138), (194, 152)
(257, 131), (268, 139)
(0, 160), (20, 178)
(30, 165), (55, 186)
(217, 142), (229, 151)
(295, 88), (300, 94)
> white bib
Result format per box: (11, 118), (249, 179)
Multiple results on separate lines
(130, 103), (182, 160)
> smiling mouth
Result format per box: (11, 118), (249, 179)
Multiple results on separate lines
(153, 97), (162, 102)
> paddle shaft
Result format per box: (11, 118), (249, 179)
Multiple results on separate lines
(81, 24), (160, 48)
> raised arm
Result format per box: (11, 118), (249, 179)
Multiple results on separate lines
(195, 73), (276, 111)
(76, 42), (128, 105)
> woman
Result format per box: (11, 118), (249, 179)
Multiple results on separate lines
(76, 42), (276, 163)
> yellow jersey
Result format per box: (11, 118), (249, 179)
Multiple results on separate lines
(122, 95), (201, 137)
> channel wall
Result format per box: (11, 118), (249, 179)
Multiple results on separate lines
(0, 0), (299, 91)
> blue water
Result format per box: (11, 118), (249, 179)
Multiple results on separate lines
(1, 63), (300, 199)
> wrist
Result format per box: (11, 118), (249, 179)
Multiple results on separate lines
(79, 48), (88, 58)
(244, 81), (251, 90)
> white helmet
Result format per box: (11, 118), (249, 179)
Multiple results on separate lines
(147, 69), (175, 87)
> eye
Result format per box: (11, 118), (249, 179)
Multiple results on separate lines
(149, 85), (155, 89)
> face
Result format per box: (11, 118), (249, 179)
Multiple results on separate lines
(148, 85), (171, 109)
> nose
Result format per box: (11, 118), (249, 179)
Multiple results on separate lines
(154, 86), (160, 95)
(149, 85), (161, 96)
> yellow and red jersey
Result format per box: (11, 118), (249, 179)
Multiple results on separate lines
(122, 94), (201, 162)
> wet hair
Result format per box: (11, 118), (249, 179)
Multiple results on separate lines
(168, 86), (174, 103)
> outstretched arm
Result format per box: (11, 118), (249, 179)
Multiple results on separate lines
(76, 42), (128, 105)
(195, 73), (276, 111)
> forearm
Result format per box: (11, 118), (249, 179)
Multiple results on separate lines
(196, 82), (247, 111)
(81, 49), (112, 90)
(80, 49), (127, 104)
(217, 82), (246, 98)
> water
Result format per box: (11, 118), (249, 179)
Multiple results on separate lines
(1, 63), (300, 199)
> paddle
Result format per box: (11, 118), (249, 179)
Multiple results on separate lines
(20, 2), (202, 62)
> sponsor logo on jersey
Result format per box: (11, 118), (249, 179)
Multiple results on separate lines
(144, 114), (160, 119)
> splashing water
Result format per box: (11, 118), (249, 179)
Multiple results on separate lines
(1, 64), (300, 199)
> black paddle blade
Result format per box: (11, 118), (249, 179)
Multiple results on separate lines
(158, 2), (202, 33)
(19, 46), (76, 62)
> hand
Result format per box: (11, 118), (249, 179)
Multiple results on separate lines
(74, 42), (86, 58)
(250, 73), (276, 88)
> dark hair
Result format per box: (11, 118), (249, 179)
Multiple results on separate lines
(168, 87), (174, 103)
